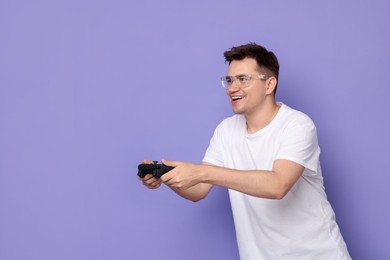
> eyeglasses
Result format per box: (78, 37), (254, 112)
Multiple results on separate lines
(220, 74), (268, 89)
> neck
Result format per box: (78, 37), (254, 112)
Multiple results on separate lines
(245, 101), (280, 134)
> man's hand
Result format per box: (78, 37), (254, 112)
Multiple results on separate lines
(139, 160), (163, 189)
(139, 159), (213, 202)
(160, 159), (203, 190)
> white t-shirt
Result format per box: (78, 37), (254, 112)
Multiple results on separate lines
(203, 103), (351, 260)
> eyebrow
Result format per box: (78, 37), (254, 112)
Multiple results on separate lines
(227, 73), (249, 78)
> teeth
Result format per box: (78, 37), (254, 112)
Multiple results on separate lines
(232, 96), (242, 100)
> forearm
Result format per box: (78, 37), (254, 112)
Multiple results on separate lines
(167, 182), (212, 202)
(198, 164), (297, 199)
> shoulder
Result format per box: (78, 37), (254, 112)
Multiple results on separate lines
(279, 103), (316, 129)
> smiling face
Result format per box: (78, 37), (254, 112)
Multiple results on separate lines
(226, 58), (276, 117)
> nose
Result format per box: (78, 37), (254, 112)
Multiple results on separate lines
(226, 80), (240, 92)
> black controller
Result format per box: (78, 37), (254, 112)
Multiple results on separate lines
(137, 162), (174, 178)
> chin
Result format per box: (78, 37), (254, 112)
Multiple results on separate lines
(233, 108), (245, 115)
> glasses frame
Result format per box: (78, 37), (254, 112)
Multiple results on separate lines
(220, 74), (268, 89)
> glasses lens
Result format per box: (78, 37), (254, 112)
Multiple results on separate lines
(220, 75), (254, 89)
(221, 77), (228, 88)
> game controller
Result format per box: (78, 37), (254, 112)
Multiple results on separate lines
(137, 161), (174, 178)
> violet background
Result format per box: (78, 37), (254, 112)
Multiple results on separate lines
(1, 0), (389, 259)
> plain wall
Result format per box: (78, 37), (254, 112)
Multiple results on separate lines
(1, 0), (389, 259)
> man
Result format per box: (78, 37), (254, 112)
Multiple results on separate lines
(140, 43), (351, 260)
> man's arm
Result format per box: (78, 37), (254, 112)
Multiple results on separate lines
(161, 159), (304, 200)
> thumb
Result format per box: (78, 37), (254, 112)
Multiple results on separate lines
(161, 159), (179, 167)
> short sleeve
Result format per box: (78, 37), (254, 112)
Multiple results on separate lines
(203, 123), (225, 167)
(275, 116), (320, 173)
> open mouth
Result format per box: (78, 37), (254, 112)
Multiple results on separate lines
(231, 96), (243, 101)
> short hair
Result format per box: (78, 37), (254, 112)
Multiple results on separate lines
(224, 43), (279, 94)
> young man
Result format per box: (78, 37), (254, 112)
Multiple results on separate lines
(140, 43), (351, 260)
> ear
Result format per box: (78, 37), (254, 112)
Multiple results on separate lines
(265, 76), (277, 95)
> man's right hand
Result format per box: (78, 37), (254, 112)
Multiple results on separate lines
(138, 160), (163, 189)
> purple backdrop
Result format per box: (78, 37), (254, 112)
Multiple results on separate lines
(1, 0), (389, 259)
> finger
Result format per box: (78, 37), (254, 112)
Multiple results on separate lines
(161, 159), (179, 167)
(139, 173), (154, 181)
(144, 176), (160, 185)
(142, 159), (154, 164)
(143, 178), (162, 187)
(160, 172), (172, 184)
(148, 184), (160, 189)
(144, 180), (162, 189)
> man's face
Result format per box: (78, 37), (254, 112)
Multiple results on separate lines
(226, 58), (270, 116)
